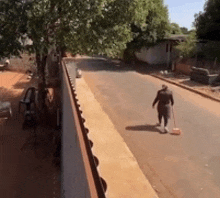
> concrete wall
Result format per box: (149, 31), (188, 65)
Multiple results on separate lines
(135, 41), (179, 65)
(62, 62), (91, 198)
(6, 54), (36, 73)
(135, 42), (167, 64)
(176, 63), (192, 75)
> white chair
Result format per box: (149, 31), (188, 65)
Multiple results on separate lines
(0, 101), (12, 119)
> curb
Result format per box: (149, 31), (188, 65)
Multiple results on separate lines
(150, 74), (220, 103)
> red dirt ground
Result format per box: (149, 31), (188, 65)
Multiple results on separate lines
(0, 71), (60, 198)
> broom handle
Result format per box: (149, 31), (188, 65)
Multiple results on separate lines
(172, 106), (176, 128)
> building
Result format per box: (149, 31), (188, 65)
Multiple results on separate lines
(134, 35), (187, 66)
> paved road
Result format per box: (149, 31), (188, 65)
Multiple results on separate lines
(75, 57), (220, 198)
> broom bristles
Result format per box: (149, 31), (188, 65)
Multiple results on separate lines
(172, 128), (181, 135)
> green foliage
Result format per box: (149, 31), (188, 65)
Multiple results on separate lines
(197, 41), (220, 61)
(169, 23), (182, 35)
(180, 27), (189, 34)
(175, 31), (197, 58)
(194, 0), (220, 40)
(0, 0), (151, 59)
(64, 0), (150, 58)
(127, 0), (170, 51)
(0, 0), (30, 58)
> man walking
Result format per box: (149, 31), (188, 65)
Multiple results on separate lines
(152, 84), (174, 133)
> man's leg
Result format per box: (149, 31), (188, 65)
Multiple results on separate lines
(164, 116), (168, 127)
(164, 116), (169, 132)
(157, 113), (162, 126)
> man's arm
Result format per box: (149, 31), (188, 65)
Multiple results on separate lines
(152, 92), (159, 107)
(170, 92), (174, 106)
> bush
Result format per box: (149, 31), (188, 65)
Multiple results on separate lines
(175, 31), (197, 58)
(200, 41), (220, 61)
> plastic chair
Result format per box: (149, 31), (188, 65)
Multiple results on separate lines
(19, 87), (37, 113)
(0, 101), (12, 118)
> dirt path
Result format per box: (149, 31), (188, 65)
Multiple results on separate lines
(0, 72), (60, 198)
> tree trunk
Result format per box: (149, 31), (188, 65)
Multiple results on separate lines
(36, 52), (48, 118)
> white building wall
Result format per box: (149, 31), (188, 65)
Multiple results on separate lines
(135, 42), (169, 64)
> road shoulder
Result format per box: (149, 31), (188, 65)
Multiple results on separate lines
(76, 77), (158, 198)
(150, 73), (220, 103)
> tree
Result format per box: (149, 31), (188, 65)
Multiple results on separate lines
(175, 30), (197, 58)
(170, 23), (182, 35)
(124, 0), (170, 60)
(63, 0), (151, 58)
(194, 0), (220, 40)
(0, 0), (150, 114)
(180, 27), (189, 34)
(0, 0), (30, 58)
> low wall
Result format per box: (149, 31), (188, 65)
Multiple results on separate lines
(176, 63), (192, 75)
(62, 60), (106, 198)
(175, 58), (220, 75)
(7, 54), (36, 73)
(62, 65), (91, 197)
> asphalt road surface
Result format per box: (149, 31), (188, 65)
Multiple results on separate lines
(74, 57), (220, 198)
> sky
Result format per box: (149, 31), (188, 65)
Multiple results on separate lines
(164, 0), (206, 30)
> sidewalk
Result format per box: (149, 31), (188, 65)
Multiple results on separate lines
(150, 72), (220, 103)
(0, 72), (60, 198)
(76, 77), (158, 198)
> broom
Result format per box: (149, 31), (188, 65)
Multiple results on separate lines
(172, 106), (181, 135)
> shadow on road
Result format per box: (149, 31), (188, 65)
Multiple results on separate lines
(75, 57), (133, 72)
(70, 56), (168, 74)
(13, 77), (36, 90)
(125, 124), (162, 133)
(20, 127), (57, 160)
